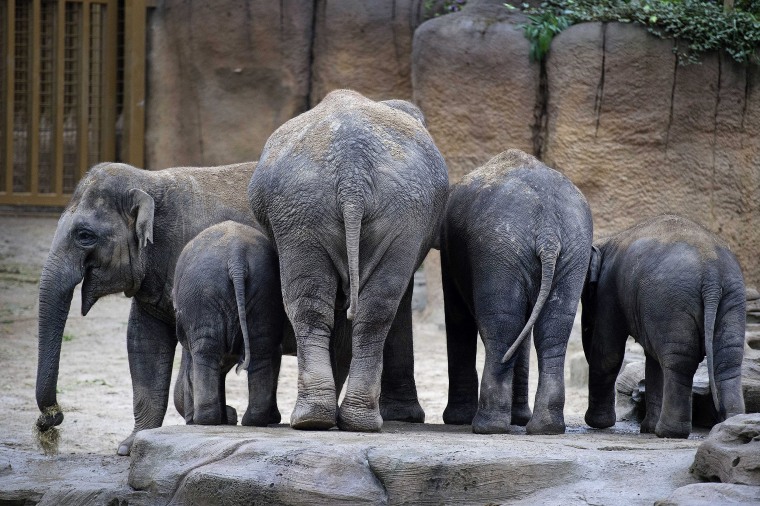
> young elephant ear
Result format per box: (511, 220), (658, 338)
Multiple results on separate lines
(128, 188), (155, 249)
(588, 245), (602, 284)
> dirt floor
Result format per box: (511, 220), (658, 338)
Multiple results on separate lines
(0, 214), (596, 457)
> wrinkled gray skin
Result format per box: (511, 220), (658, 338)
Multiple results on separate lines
(441, 150), (593, 435)
(35, 161), (257, 455)
(173, 221), (285, 427)
(582, 215), (746, 438)
(248, 90), (449, 432)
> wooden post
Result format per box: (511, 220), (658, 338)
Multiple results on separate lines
(30, 0), (42, 195)
(77, 0), (91, 180)
(4, 0), (15, 195)
(53, 0), (66, 196)
(101, 0), (118, 163)
(123, 0), (146, 169)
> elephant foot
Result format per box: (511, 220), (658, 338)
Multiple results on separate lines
(526, 411), (565, 435)
(225, 405), (238, 425)
(511, 402), (532, 427)
(584, 405), (616, 429)
(472, 409), (511, 434)
(117, 432), (136, 457)
(337, 400), (383, 432)
(442, 402), (477, 425)
(640, 414), (658, 434)
(290, 397), (336, 430)
(654, 419), (691, 439)
(269, 405), (282, 424)
(380, 397), (425, 423)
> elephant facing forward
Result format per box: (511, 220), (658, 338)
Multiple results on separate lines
(248, 90), (449, 432)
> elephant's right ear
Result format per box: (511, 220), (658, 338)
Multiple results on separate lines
(129, 188), (155, 249)
(588, 245), (601, 284)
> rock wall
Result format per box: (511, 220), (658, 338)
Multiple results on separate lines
(145, 0), (760, 286)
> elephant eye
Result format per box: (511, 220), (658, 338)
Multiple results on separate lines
(74, 229), (98, 247)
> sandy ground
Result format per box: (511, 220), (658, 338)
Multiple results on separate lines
(0, 214), (593, 457)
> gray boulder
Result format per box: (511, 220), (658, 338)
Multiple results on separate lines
(691, 414), (760, 485)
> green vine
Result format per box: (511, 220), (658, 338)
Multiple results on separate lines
(519, 0), (760, 64)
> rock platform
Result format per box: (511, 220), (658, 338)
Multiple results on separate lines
(0, 421), (717, 505)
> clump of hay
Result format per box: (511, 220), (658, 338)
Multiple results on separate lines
(33, 404), (63, 456)
(33, 425), (60, 456)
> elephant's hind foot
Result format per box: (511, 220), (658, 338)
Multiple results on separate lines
(511, 402), (532, 426)
(290, 397), (337, 430)
(526, 411), (566, 435)
(584, 405), (616, 429)
(472, 410), (511, 434)
(338, 400), (383, 432)
(442, 402), (477, 425)
(380, 397), (425, 423)
(225, 406), (238, 425)
(654, 419), (691, 439)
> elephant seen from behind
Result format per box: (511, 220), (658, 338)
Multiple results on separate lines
(582, 214), (746, 438)
(173, 221), (285, 427)
(248, 89), (449, 432)
(441, 149), (593, 435)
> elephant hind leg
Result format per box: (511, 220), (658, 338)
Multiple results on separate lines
(640, 353), (663, 434)
(380, 279), (425, 423)
(283, 249), (340, 430)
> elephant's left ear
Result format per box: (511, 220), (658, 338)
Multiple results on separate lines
(588, 245), (601, 284)
(129, 188), (155, 249)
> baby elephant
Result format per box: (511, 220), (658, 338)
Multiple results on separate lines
(582, 215), (746, 438)
(173, 221), (285, 426)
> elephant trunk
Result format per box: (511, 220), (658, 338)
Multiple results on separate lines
(35, 251), (83, 430)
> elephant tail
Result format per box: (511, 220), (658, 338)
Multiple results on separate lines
(229, 257), (252, 375)
(702, 286), (722, 418)
(343, 201), (364, 321)
(501, 236), (559, 364)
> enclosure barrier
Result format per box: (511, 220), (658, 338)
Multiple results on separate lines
(0, 0), (149, 207)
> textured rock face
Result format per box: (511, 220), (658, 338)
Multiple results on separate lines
(412, 0), (539, 181)
(691, 414), (760, 485)
(543, 21), (760, 288)
(310, 0), (426, 105)
(146, 0), (313, 169)
(656, 483), (760, 506)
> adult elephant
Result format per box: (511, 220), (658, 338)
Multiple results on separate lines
(441, 149), (593, 435)
(248, 90), (449, 432)
(35, 161), (257, 455)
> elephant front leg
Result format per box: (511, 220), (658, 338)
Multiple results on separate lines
(119, 301), (177, 456)
(380, 280), (425, 423)
(441, 260), (479, 425)
(640, 352), (663, 434)
(511, 335), (532, 426)
(242, 335), (281, 427)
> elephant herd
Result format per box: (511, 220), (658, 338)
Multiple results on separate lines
(34, 90), (746, 456)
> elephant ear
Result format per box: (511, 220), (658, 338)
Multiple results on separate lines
(129, 188), (155, 249)
(588, 245), (601, 284)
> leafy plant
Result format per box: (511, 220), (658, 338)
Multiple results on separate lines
(520, 0), (760, 64)
(62, 333), (74, 342)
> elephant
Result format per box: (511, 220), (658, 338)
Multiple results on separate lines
(248, 89), (449, 432)
(173, 221), (285, 427)
(581, 214), (746, 438)
(35, 161), (257, 455)
(441, 149), (593, 435)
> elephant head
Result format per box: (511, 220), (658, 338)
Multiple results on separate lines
(36, 163), (155, 430)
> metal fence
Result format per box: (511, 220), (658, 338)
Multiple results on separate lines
(0, 0), (147, 207)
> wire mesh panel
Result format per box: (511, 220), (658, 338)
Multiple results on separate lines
(0, 0), (123, 206)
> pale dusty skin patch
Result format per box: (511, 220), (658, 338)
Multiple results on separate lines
(460, 149), (545, 187)
(605, 214), (726, 261)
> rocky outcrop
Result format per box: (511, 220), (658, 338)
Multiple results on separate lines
(543, 21), (760, 290)
(146, 0), (314, 169)
(310, 1), (426, 106)
(412, 0), (539, 181)
(691, 414), (760, 485)
(657, 483), (760, 505)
